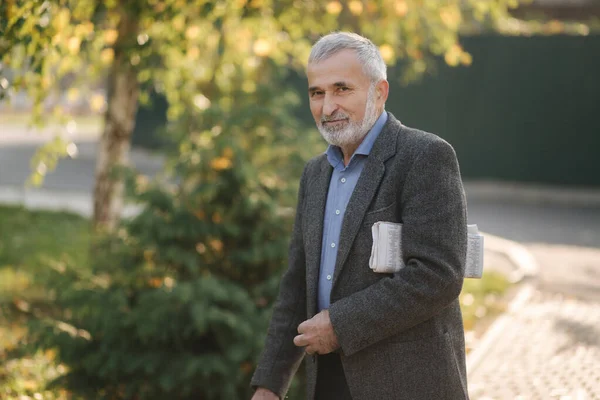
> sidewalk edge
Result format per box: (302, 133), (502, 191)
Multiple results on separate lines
(466, 283), (535, 376)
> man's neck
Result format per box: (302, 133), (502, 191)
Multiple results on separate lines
(340, 143), (361, 166)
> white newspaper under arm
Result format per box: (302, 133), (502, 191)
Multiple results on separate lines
(369, 222), (484, 279)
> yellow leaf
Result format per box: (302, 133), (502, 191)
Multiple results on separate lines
(326, 1), (343, 15)
(212, 212), (222, 223)
(196, 243), (207, 254)
(54, 9), (71, 30)
(379, 44), (395, 63)
(440, 5), (462, 30)
(185, 25), (201, 40)
(210, 157), (233, 170)
(348, 1), (363, 15)
(103, 29), (118, 45)
(75, 22), (94, 37)
(52, 32), (63, 46)
(41, 75), (52, 89)
(193, 94), (211, 110)
(242, 80), (256, 93)
(444, 44), (462, 67)
(209, 239), (224, 252)
(187, 46), (200, 60)
(460, 52), (472, 66)
(253, 39), (271, 57)
(100, 48), (114, 64)
(14, 298), (31, 312)
(67, 37), (81, 54)
(148, 277), (162, 288)
(45, 349), (57, 359)
(172, 15), (185, 31)
(366, 1), (378, 13)
(90, 94), (106, 112)
(395, 0), (408, 17)
(29, 173), (43, 187)
(545, 20), (564, 34)
(22, 380), (38, 390)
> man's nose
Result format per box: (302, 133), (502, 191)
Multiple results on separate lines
(322, 93), (338, 116)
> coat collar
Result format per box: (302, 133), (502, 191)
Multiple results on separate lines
(331, 112), (400, 286)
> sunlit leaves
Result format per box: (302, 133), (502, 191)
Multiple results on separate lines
(28, 136), (70, 187)
(2, 0), (592, 188)
(103, 29), (118, 44)
(252, 38), (271, 57)
(395, 1), (409, 17)
(379, 44), (395, 63)
(326, 1), (343, 15)
(444, 44), (470, 67)
(440, 4), (462, 30)
(90, 94), (107, 113)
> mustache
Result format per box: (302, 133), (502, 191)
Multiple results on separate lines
(321, 113), (349, 123)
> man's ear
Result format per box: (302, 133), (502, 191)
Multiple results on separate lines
(376, 80), (390, 103)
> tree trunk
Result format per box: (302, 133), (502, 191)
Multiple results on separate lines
(92, 13), (139, 232)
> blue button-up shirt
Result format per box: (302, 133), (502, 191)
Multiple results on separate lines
(317, 111), (388, 311)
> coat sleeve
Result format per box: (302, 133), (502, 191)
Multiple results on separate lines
(250, 165), (309, 398)
(329, 139), (468, 357)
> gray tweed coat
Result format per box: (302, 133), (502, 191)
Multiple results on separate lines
(251, 113), (469, 400)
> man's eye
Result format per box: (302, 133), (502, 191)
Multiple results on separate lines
(338, 87), (350, 92)
(311, 91), (324, 97)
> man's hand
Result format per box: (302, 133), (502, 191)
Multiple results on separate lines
(293, 309), (339, 355)
(251, 388), (279, 400)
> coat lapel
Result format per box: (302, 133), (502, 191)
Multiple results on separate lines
(331, 114), (401, 287)
(304, 158), (333, 316)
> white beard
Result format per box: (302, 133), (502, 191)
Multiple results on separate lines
(318, 85), (379, 149)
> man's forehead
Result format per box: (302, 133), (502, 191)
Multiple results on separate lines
(307, 49), (367, 87)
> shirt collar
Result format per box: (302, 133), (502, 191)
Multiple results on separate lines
(325, 111), (388, 168)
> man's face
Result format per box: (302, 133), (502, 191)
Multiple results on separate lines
(307, 49), (384, 148)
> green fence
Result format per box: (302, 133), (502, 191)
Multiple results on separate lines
(134, 34), (600, 186)
(385, 34), (600, 187)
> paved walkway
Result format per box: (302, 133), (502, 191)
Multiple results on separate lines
(467, 245), (600, 399)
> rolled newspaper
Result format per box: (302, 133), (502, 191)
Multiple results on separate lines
(369, 222), (484, 279)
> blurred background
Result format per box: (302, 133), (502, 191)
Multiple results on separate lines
(0, 0), (599, 399)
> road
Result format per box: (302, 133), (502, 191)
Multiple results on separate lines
(467, 198), (600, 248)
(1, 139), (599, 249)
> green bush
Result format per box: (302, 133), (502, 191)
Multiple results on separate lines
(30, 75), (319, 399)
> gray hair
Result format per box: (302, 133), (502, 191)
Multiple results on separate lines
(308, 32), (387, 83)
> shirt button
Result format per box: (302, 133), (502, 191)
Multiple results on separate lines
(341, 177), (346, 183)
(335, 209), (341, 215)
(327, 274), (332, 281)
(331, 243), (336, 248)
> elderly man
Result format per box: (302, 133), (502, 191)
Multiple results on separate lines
(251, 32), (468, 400)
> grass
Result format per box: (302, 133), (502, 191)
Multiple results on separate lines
(0, 204), (511, 397)
(0, 205), (90, 399)
(460, 271), (510, 329)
